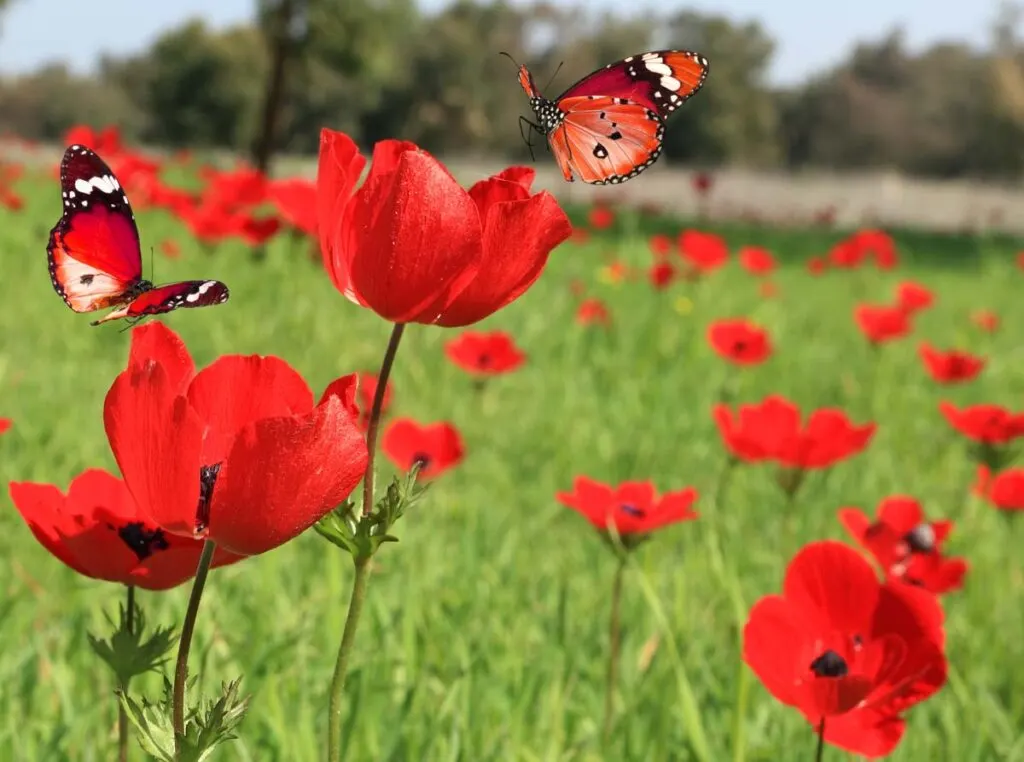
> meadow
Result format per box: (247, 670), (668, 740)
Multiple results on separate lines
(1, 151), (1023, 762)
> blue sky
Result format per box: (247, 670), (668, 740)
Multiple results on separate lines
(0, 0), (993, 85)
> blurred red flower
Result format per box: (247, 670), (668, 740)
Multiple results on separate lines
(355, 371), (393, 432)
(973, 465), (1024, 511)
(743, 541), (946, 758)
(648, 261), (676, 290)
(381, 419), (464, 479)
(691, 171), (713, 196)
(317, 130), (570, 326)
(714, 395), (876, 469)
(739, 246), (775, 276)
(159, 240), (181, 259)
(649, 233), (672, 259)
(970, 309), (999, 333)
(0, 418), (10, 435)
(854, 303), (911, 344)
(557, 476), (698, 540)
(238, 215), (282, 246)
(838, 496), (967, 595)
(807, 256), (828, 276)
(569, 226), (590, 244)
(588, 204), (614, 230)
(445, 331), (526, 375)
(9, 469), (243, 590)
(707, 319), (772, 365)
(1016, 252), (1024, 271)
(895, 281), (934, 314)
(678, 229), (728, 274)
(938, 401), (1024, 445)
(64, 124), (122, 157)
(0, 189), (22, 211)
(918, 343), (984, 384)
(577, 298), (611, 327)
(759, 280), (780, 299)
(103, 323), (368, 556)
(268, 178), (318, 237)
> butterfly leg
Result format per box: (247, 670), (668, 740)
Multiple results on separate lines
(518, 116), (539, 163)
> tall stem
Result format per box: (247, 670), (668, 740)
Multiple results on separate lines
(601, 557), (628, 744)
(173, 539), (217, 756)
(117, 585), (136, 762)
(326, 558), (371, 762)
(361, 322), (405, 517)
(814, 716), (826, 762)
(327, 321), (406, 762)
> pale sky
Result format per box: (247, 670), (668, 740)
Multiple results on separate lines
(0, 0), (997, 86)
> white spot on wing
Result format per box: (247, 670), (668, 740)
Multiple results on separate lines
(646, 62), (672, 77)
(660, 75), (681, 92)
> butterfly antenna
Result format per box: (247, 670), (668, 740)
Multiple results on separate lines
(543, 61), (564, 93)
(498, 51), (521, 69)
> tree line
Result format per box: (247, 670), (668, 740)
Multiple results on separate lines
(3, 0), (1024, 179)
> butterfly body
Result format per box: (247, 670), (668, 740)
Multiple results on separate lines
(47, 144), (229, 325)
(513, 50), (709, 185)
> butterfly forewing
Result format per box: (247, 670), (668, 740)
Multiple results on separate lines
(91, 280), (230, 325)
(558, 50), (709, 119)
(550, 96), (665, 185)
(48, 144), (142, 311)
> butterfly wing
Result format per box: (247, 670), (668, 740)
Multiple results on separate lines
(547, 96), (664, 185)
(557, 50), (709, 119)
(91, 280), (230, 326)
(47, 145), (143, 312)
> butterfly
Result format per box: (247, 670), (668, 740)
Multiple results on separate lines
(47, 144), (230, 326)
(508, 50), (709, 185)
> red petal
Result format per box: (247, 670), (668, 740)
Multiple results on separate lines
(876, 496), (924, 534)
(742, 595), (807, 707)
(187, 356), (314, 465)
(467, 174), (531, 218)
(492, 166), (535, 190)
(837, 507), (871, 545)
(207, 395), (368, 555)
(104, 361), (204, 537)
(783, 541), (881, 634)
(318, 373), (361, 422)
(823, 708), (906, 758)
(316, 128), (367, 294)
(343, 150), (482, 323)
(127, 322), (195, 395)
(436, 191), (571, 327)
(8, 480), (92, 576)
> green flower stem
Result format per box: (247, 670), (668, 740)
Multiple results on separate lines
(327, 320), (406, 762)
(118, 584), (135, 762)
(173, 539), (217, 757)
(327, 557), (371, 762)
(601, 556), (627, 745)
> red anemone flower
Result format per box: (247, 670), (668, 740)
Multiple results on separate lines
(854, 303), (911, 344)
(692, 171), (713, 196)
(707, 319), (772, 365)
(938, 402), (1024, 445)
(268, 177), (318, 237)
(714, 395), (876, 469)
(557, 477), (698, 539)
(649, 233), (672, 259)
(678, 229), (728, 274)
(973, 465), (1024, 511)
(918, 343), (984, 384)
(743, 541), (947, 758)
(838, 497), (968, 595)
(970, 309), (999, 333)
(355, 371), (393, 432)
(588, 204), (614, 230)
(648, 261), (676, 290)
(103, 323), (368, 556)
(739, 246), (775, 276)
(317, 130), (571, 326)
(807, 256), (827, 276)
(381, 419), (464, 479)
(0, 418), (10, 435)
(895, 281), (934, 315)
(445, 331), (526, 375)
(9, 469), (243, 590)
(577, 298), (611, 327)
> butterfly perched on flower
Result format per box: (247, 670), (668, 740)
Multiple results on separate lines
(47, 144), (229, 326)
(508, 50), (709, 185)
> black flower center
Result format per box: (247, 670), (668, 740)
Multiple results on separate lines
(412, 452), (431, 469)
(118, 522), (170, 561)
(809, 649), (848, 678)
(733, 339), (747, 353)
(477, 353), (491, 368)
(619, 503), (645, 518)
(196, 462), (222, 533)
(903, 523), (935, 553)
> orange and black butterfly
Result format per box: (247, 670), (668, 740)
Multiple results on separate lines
(507, 50), (709, 185)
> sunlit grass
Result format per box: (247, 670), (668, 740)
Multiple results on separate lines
(1, 179), (1023, 761)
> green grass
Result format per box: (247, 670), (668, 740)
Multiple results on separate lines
(2, 175), (1024, 762)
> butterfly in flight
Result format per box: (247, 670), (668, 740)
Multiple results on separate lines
(47, 144), (229, 326)
(507, 50), (709, 185)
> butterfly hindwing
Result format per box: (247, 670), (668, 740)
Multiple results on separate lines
(91, 280), (230, 326)
(549, 96), (664, 185)
(48, 144), (142, 312)
(558, 50), (709, 119)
